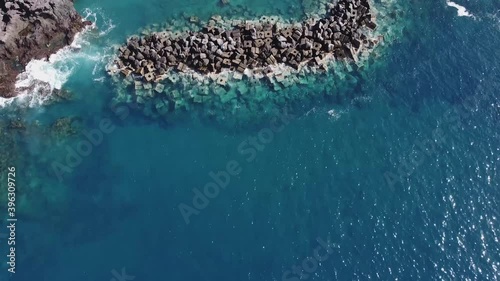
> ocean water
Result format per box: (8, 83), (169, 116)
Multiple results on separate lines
(0, 0), (499, 280)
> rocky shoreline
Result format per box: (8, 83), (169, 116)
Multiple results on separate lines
(113, 0), (377, 86)
(0, 0), (86, 98)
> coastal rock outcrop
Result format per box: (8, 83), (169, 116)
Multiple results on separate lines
(0, 0), (85, 97)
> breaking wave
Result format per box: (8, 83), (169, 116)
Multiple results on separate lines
(446, 1), (474, 18)
(0, 8), (115, 108)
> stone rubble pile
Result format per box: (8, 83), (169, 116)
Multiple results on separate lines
(114, 0), (377, 84)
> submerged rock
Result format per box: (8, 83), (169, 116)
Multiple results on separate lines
(113, 0), (377, 84)
(107, 0), (392, 121)
(0, 0), (85, 97)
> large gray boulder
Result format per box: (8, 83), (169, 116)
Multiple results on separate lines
(0, 0), (86, 97)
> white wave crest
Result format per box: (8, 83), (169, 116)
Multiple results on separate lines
(82, 7), (116, 37)
(446, 1), (474, 18)
(1, 8), (115, 108)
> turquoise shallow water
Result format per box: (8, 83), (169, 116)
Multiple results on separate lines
(0, 0), (499, 280)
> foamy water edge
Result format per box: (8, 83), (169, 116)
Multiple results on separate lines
(446, 1), (474, 18)
(0, 8), (115, 108)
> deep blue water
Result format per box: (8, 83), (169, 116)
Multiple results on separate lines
(0, 0), (499, 280)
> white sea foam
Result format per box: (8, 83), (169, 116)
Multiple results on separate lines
(486, 10), (500, 30)
(446, 1), (474, 18)
(327, 109), (344, 120)
(1, 8), (115, 108)
(0, 97), (13, 107)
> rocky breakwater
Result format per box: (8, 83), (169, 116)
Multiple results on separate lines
(0, 0), (86, 98)
(114, 0), (377, 87)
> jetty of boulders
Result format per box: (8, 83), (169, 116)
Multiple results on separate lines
(113, 0), (377, 85)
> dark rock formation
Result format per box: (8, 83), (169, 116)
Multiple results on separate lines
(0, 0), (86, 98)
(115, 0), (377, 83)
